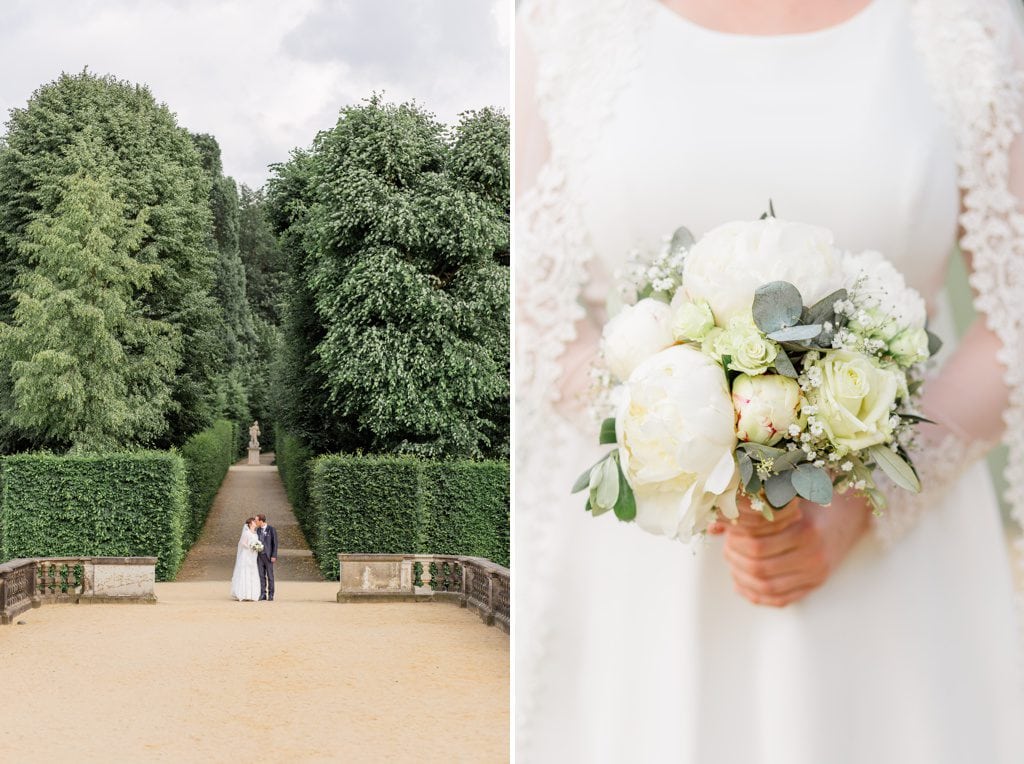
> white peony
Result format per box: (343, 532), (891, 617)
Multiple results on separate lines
(602, 298), (675, 382)
(842, 250), (927, 332)
(616, 344), (739, 541)
(683, 218), (845, 327)
(732, 373), (802, 446)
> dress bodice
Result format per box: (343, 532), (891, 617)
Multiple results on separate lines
(573, 0), (959, 313)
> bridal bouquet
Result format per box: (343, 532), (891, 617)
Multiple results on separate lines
(252, 541), (264, 553)
(572, 213), (940, 541)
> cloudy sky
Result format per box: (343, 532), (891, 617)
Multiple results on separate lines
(0, 0), (510, 189)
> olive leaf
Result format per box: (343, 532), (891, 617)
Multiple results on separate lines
(868, 444), (922, 493)
(752, 281), (804, 334)
(599, 417), (617, 445)
(791, 463), (833, 505)
(613, 455), (637, 522)
(571, 454), (609, 494)
(765, 471), (797, 508)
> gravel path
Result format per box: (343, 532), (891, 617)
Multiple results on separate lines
(177, 452), (323, 582)
(2, 455), (509, 761)
(0, 582), (510, 762)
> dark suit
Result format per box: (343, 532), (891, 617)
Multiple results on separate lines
(257, 524), (278, 600)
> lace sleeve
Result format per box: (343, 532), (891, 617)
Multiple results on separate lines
(877, 0), (1024, 544)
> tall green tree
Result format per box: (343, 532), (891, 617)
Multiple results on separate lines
(0, 71), (218, 447)
(238, 184), (287, 325)
(0, 165), (178, 452)
(269, 98), (509, 458)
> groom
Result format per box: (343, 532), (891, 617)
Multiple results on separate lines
(256, 514), (278, 601)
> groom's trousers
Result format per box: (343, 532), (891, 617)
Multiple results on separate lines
(258, 555), (275, 600)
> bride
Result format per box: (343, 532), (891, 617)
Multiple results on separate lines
(230, 517), (261, 602)
(516, 0), (1024, 761)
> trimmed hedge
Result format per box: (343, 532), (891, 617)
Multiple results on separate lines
(421, 461), (509, 567)
(0, 452), (188, 580)
(180, 420), (237, 546)
(308, 454), (509, 578)
(275, 431), (315, 536)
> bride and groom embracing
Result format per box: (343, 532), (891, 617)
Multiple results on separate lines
(230, 514), (278, 602)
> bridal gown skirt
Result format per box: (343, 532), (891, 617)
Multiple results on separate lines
(231, 550), (261, 601)
(519, 439), (1024, 764)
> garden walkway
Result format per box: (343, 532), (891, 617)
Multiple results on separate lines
(0, 454), (510, 762)
(176, 452), (322, 582)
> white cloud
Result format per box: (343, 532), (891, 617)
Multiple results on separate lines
(0, 0), (510, 189)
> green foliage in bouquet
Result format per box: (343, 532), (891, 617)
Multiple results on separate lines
(266, 97), (509, 459)
(179, 420), (237, 546)
(0, 452), (188, 580)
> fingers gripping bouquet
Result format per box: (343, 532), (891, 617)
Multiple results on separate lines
(572, 211), (941, 542)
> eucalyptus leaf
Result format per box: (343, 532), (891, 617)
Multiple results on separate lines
(736, 450), (753, 487)
(773, 347), (799, 378)
(669, 226), (696, 255)
(791, 463), (834, 505)
(745, 471), (763, 495)
(803, 288), (848, 325)
(613, 458), (637, 522)
(736, 442), (786, 460)
(599, 417), (617, 445)
(926, 328), (943, 357)
(765, 471), (797, 508)
(869, 444), (922, 493)
(752, 281), (804, 334)
(772, 449), (806, 472)
(767, 324), (823, 343)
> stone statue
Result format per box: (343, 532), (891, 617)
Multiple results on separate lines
(248, 420), (261, 449)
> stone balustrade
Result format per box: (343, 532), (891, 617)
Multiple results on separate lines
(0, 556), (158, 625)
(337, 553), (510, 634)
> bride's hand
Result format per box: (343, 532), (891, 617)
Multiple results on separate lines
(713, 492), (872, 607)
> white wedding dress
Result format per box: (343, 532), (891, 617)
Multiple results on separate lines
(516, 1), (1024, 762)
(230, 525), (261, 602)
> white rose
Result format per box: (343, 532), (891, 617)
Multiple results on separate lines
(602, 298), (675, 382)
(683, 218), (845, 326)
(889, 326), (929, 366)
(842, 250), (927, 332)
(805, 350), (903, 454)
(670, 289), (715, 342)
(617, 345), (739, 541)
(715, 316), (779, 375)
(732, 373), (802, 446)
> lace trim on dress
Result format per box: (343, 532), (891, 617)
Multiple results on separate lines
(515, 0), (652, 752)
(880, 1), (1024, 554)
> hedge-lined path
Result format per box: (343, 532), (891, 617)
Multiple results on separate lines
(0, 581), (510, 761)
(176, 452), (323, 582)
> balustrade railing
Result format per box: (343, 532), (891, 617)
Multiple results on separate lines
(338, 553), (509, 634)
(0, 556), (158, 624)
